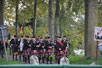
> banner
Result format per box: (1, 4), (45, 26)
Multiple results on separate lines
(94, 27), (102, 41)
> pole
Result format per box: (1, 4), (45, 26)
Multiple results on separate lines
(96, 41), (98, 65)
(1, 30), (8, 63)
(23, 20), (25, 36)
(16, 0), (19, 38)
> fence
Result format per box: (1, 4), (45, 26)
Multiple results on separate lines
(0, 65), (102, 68)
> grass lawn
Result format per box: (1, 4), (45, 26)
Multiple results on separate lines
(0, 56), (102, 65)
(52, 55), (102, 65)
(0, 58), (23, 65)
(68, 56), (102, 65)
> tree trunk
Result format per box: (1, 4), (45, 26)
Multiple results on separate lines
(0, 0), (4, 25)
(16, 0), (19, 38)
(49, 0), (53, 40)
(85, 0), (98, 58)
(54, 0), (60, 36)
(33, 0), (37, 37)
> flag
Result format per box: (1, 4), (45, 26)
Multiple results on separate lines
(19, 27), (23, 34)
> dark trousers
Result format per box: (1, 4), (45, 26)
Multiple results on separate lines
(0, 49), (4, 58)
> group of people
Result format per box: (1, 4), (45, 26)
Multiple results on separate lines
(4, 35), (70, 64)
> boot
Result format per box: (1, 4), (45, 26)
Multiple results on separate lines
(12, 54), (14, 60)
(39, 57), (41, 63)
(15, 54), (18, 61)
(28, 55), (30, 63)
(23, 55), (25, 62)
(1, 55), (4, 58)
(1, 52), (4, 58)
(19, 55), (21, 61)
(46, 56), (49, 64)
(42, 56), (45, 63)
(25, 57), (27, 63)
(58, 58), (60, 64)
(50, 57), (52, 64)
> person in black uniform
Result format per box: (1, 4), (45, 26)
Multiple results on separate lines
(0, 40), (4, 58)
(61, 36), (70, 57)
(55, 36), (64, 64)
(10, 35), (18, 60)
(23, 36), (31, 63)
(18, 36), (24, 61)
(31, 37), (37, 56)
(54, 36), (59, 63)
(44, 37), (48, 47)
(36, 36), (40, 58)
(36, 36), (40, 42)
(45, 37), (54, 64)
(39, 37), (45, 63)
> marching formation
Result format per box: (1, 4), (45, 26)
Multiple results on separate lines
(9, 35), (70, 64)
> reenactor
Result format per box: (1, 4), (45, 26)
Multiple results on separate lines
(18, 36), (24, 61)
(54, 36), (59, 63)
(45, 37), (54, 64)
(55, 36), (64, 64)
(10, 35), (18, 60)
(39, 37), (45, 63)
(61, 36), (70, 57)
(0, 40), (8, 58)
(23, 36), (31, 63)
(36, 36), (40, 42)
(4, 40), (8, 50)
(31, 37), (37, 56)
(44, 37), (48, 47)
(0, 40), (4, 58)
(36, 36), (40, 57)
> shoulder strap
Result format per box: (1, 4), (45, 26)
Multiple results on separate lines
(57, 40), (64, 47)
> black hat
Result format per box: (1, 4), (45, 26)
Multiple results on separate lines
(21, 36), (24, 38)
(63, 36), (66, 37)
(59, 36), (61, 38)
(26, 36), (29, 38)
(38, 36), (40, 37)
(32, 37), (35, 38)
(14, 35), (17, 37)
(48, 36), (50, 38)
(56, 36), (59, 38)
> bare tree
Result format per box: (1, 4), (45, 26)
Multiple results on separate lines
(16, 0), (19, 37)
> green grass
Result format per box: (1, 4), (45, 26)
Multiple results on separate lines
(52, 55), (102, 65)
(68, 56), (102, 65)
(0, 58), (23, 65)
(1, 49), (102, 65)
